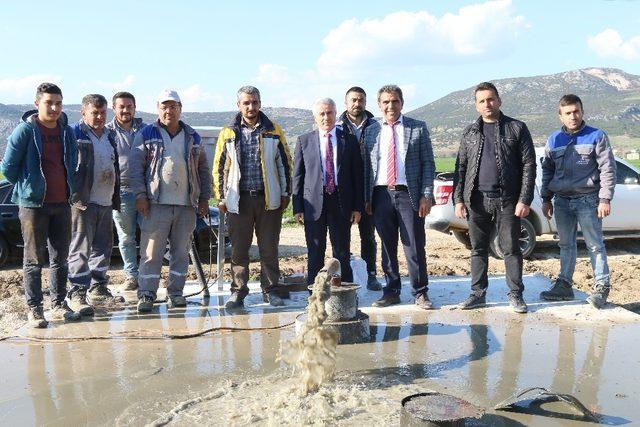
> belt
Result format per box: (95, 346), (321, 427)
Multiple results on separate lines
(377, 185), (408, 191)
(240, 189), (264, 197)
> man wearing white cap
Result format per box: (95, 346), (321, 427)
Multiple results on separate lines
(129, 89), (212, 312)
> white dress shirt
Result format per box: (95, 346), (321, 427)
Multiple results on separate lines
(319, 126), (338, 186)
(376, 115), (407, 186)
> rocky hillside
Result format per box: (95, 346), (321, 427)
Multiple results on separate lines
(2, 68), (639, 157)
(408, 68), (640, 155)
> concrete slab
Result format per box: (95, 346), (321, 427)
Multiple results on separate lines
(1, 274), (638, 426)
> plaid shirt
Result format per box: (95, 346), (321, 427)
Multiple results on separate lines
(239, 121), (264, 191)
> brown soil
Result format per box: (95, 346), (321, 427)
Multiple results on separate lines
(1, 226), (639, 334)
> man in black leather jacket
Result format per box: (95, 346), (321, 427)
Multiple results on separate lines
(452, 82), (536, 313)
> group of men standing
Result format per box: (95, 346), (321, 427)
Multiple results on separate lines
(0, 80), (616, 328)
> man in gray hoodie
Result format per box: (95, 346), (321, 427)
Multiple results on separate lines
(540, 94), (616, 309)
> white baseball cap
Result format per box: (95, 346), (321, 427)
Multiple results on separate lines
(157, 89), (181, 104)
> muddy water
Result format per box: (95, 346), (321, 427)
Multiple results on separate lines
(1, 276), (640, 425)
(279, 260), (339, 394)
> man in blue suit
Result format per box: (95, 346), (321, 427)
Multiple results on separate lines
(293, 98), (364, 285)
(364, 85), (436, 309)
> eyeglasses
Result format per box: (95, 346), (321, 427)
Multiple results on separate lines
(159, 104), (180, 112)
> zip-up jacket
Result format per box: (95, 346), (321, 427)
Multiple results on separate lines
(106, 117), (144, 191)
(213, 111), (293, 214)
(453, 113), (536, 207)
(541, 122), (616, 202)
(129, 120), (212, 208)
(0, 110), (77, 207)
(70, 121), (121, 210)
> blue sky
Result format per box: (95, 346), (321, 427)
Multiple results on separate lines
(1, 0), (639, 112)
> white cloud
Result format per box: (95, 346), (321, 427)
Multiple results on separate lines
(317, 0), (528, 76)
(0, 74), (62, 103)
(588, 29), (640, 60)
(249, 1), (527, 110)
(175, 84), (227, 112)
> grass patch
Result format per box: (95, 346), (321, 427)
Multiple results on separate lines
(628, 159), (640, 169)
(435, 157), (456, 172)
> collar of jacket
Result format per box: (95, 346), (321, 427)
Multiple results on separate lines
(77, 120), (116, 143)
(108, 117), (144, 133)
(152, 119), (199, 140)
(21, 109), (70, 128)
(470, 112), (505, 132)
(562, 121), (587, 136)
(231, 111), (275, 133)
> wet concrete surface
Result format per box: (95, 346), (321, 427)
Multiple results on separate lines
(1, 274), (639, 426)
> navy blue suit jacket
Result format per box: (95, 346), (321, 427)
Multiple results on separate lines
(293, 127), (364, 221)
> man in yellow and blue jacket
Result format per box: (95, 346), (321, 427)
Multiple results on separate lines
(213, 86), (292, 309)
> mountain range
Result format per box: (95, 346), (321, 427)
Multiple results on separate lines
(1, 67), (639, 157)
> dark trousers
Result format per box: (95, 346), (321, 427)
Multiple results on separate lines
(304, 192), (353, 285)
(68, 204), (114, 289)
(18, 203), (71, 307)
(227, 193), (282, 296)
(372, 187), (428, 297)
(358, 211), (377, 275)
(467, 191), (524, 296)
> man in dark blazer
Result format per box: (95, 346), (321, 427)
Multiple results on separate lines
(364, 85), (436, 309)
(293, 98), (363, 285)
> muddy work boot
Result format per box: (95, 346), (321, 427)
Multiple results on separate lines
(67, 288), (95, 317)
(508, 293), (528, 314)
(121, 276), (138, 291)
(586, 282), (610, 309)
(49, 301), (81, 322)
(87, 284), (125, 306)
(28, 305), (48, 328)
(137, 295), (155, 313)
(224, 292), (245, 310)
(167, 295), (187, 309)
(458, 293), (486, 310)
(415, 293), (434, 310)
(540, 278), (574, 301)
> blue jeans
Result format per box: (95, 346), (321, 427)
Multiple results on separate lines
(113, 191), (139, 279)
(554, 194), (609, 286)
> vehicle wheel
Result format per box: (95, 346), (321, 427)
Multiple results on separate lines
(452, 230), (472, 249)
(0, 236), (9, 268)
(489, 217), (537, 259)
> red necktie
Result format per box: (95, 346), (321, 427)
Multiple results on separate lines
(387, 122), (398, 186)
(325, 133), (336, 194)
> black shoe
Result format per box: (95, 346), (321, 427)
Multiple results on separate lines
(458, 294), (486, 310)
(540, 278), (574, 301)
(415, 293), (434, 310)
(508, 293), (528, 314)
(67, 288), (95, 316)
(224, 292), (245, 309)
(366, 275), (382, 291)
(586, 282), (610, 309)
(372, 294), (401, 307)
(137, 295), (155, 313)
(167, 295), (187, 309)
(28, 305), (48, 328)
(265, 292), (285, 307)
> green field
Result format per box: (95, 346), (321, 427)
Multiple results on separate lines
(628, 159), (640, 169)
(435, 157), (457, 172)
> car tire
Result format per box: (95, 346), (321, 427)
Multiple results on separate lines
(0, 236), (9, 268)
(489, 217), (537, 259)
(452, 230), (472, 249)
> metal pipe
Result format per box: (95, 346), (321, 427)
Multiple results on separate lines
(217, 212), (225, 292)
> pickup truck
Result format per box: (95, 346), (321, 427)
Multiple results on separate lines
(426, 148), (640, 258)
